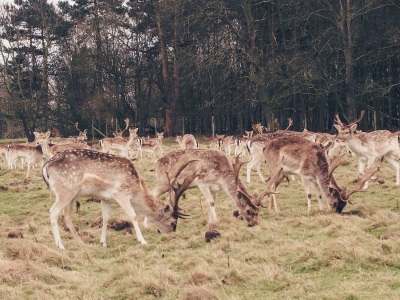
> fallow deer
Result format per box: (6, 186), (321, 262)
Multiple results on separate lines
(262, 135), (379, 214)
(34, 131), (91, 160)
(51, 122), (88, 145)
(7, 144), (44, 178)
(41, 149), (198, 249)
(140, 132), (164, 158)
(99, 128), (139, 158)
(246, 130), (316, 183)
(144, 149), (275, 228)
(176, 134), (199, 150)
(111, 118), (130, 138)
(334, 111), (400, 188)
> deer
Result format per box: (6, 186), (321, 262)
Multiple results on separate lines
(99, 128), (139, 158)
(143, 149), (275, 229)
(234, 131), (253, 157)
(51, 122), (88, 145)
(262, 135), (379, 214)
(209, 134), (224, 150)
(34, 131), (91, 160)
(246, 129), (317, 183)
(41, 149), (198, 249)
(140, 132), (164, 158)
(111, 118), (130, 138)
(176, 134), (199, 150)
(7, 144), (44, 178)
(334, 111), (400, 189)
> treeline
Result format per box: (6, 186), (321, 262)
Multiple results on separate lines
(1, 0), (400, 140)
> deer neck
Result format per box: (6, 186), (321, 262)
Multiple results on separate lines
(40, 140), (55, 159)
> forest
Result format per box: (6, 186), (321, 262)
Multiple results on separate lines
(1, 0), (400, 141)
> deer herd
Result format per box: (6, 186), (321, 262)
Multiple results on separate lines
(3, 112), (395, 249)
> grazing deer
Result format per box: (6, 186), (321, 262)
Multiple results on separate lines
(34, 131), (91, 160)
(41, 149), (197, 249)
(176, 134), (199, 150)
(334, 111), (400, 188)
(144, 149), (275, 228)
(246, 130), (316, 183)
(99, 128), (138, 158)
(262, 135), (379, 214)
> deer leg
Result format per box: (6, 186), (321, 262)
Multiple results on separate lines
(383, 154), (399, 185)
(358, 158), (368, 189)
(312, 181), (324, 210)
(268, 172), (283, 213)
(198, 185), (218, 223)
(49, 191), (77, 249)
(100, 201), (111, 247)
(64, 200), (83, 244)
(114, 196), (147, 244)
(247, 155), (265, 183)
(301, 176), (313, 215)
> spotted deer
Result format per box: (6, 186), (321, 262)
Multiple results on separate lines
(51, 122), (88, 145)
(34, 131), (91, 160)
(262, 135), (379, 214)
(246, 130), (316, 183)
(176, 134), (199, 150)
(234, 131), (253, 157)
(7, 144), (44, 178)
(140, 132), (164, 158)
(41, 149), (198, 249)
(99, 128), (138, 158)
(334, 111), (400, 188)
(143, 149), (275, 229)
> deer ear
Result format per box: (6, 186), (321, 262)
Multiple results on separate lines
(46, 131), (51, 138)
(333, 124), (341, 131)
(164, 205), (171, 212)
(252, 189), (259, 198)
(350, 124), (357, 132)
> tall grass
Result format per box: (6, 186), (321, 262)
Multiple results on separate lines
(1, 139), (400, 299)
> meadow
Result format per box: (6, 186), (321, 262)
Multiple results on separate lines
(1, 138), (400, 299)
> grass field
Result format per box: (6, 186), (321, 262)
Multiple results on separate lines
(1, 138), (400, 299)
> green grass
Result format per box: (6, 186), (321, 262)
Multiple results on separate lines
(1, 138), (400, 299)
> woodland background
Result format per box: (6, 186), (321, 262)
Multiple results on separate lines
(1, 0), (400, 141)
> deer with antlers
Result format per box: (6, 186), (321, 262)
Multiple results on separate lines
(100, 125), (139, 158)
(143, 149), (275, 228)
(42, 149), (198, 249)
(262, 135), (379, 214)
(51, 122), (88, 145)
(34, 131), (91, 160)
(334, 111), (399, 188)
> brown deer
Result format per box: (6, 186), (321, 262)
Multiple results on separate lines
(99, 128), (139, 158)
(41, 149), (198, 249)
(176, 134), (199, 150)
(34, 131), (91, 160)
(51, 122), (88, 145)
(143, 149), (275, 228)
(262, 135), (379, 214)
(334, 111), (399, 188)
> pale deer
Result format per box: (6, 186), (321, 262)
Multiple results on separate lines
(7, 144), (44, 178)
(34, 131), (91, 160)
(140, 132), (164, 158)
(111, 118), (130, 138)
(99, 128), (138, 158)
(234, 131), (253, 157)
(262, 135), (379, 214)
(41, 149), (198, 249)
(143, 149), (275, 228)
(209, 134), (224, 150)
(51, 122), (88, 145)
(176, 134), (199, 150)
(334, 111), (400, 188)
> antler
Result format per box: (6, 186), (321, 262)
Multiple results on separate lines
(334, 114), (344, 127)
(74, 122), (81, 133)
(345, 166), (379, 200)
(348, 110), (365, 127)
(328, 153), (348, 181)
(285, 118), (293, 130)
(257, 167), (282, 208)
(274, 119), (281, 130)
(121, 118), (130, 133)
